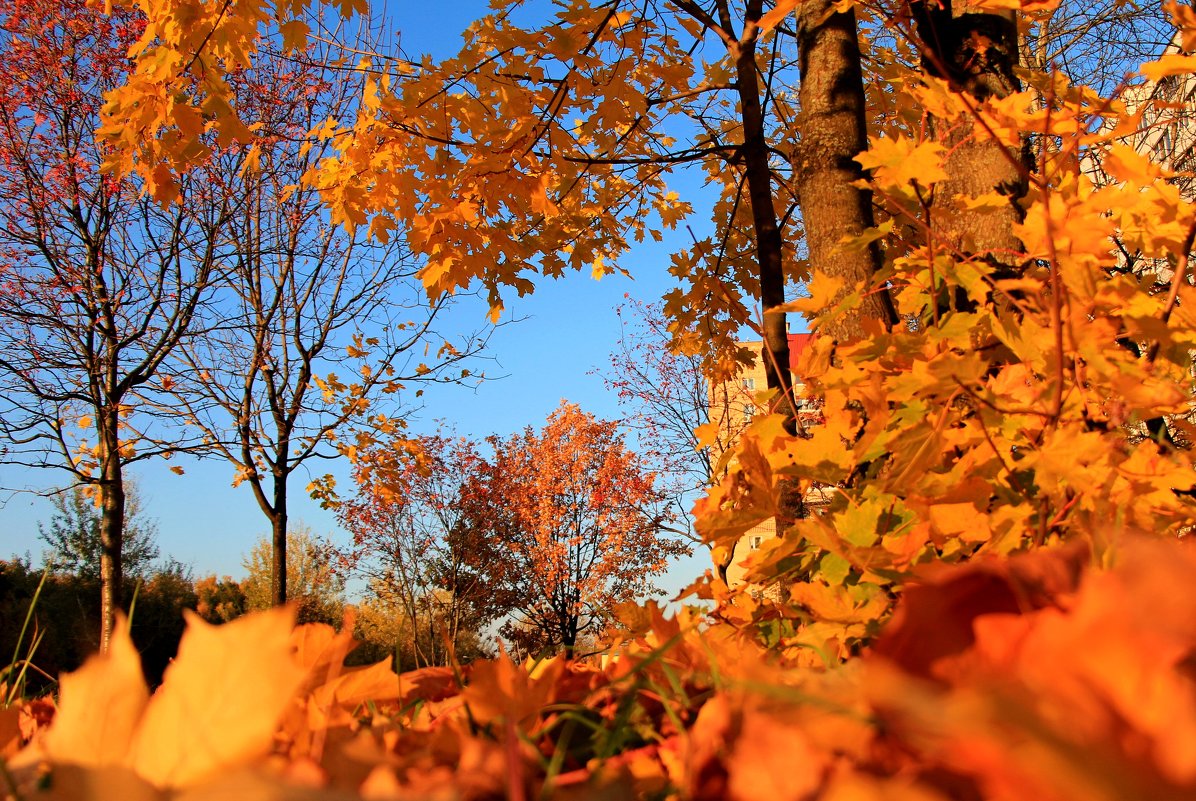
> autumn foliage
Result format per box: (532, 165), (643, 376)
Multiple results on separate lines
(4, 537), (1196, 800)
(478, 403), (689, 655)
(339, 404), (687, 659)
(6, 0), (1196, 798)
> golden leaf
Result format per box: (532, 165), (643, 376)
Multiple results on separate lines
(758, 0), (800, 32)
(127, 607), (304, 788)
(856, 136), (948, 193)
(43, 615), (148, 769)
(1141, 53), (1196, 81)
(693, 422), (721, 451)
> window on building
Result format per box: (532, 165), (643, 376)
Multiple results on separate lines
(750, 536), (762, 550)
(742, 377), (756, 391)
(743, 406), (754, 424)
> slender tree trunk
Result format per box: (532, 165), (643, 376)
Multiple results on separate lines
(915, 1), (1026, 262)
(729, 3), (808, 564)
(732, 11), (796, 430)
(98, 423), (126, 653)
(562, 616), (576, 659)
(794, 0), (899, 340)
(271, 471), (288, 606)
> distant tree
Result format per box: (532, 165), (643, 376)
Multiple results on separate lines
(338, 433), (502, 668)
(350, 580), (491, 671)
(38, 484), (160, 580)
(241, 525), (344, 625)
(599, 297), (754, 545)
(477, 402), (689, 656)
(193, 574), (249, 624)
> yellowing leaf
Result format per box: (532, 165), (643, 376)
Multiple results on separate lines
(779, 270), (846, 315)
(1100, 142), (1164, 183)
(462, 652), (561, 728)
(43, 615), (148, 768)
(278, 19), (309, 52)
(78, 416), (93, 429)
(758, 0), (800, 32)
(727, 708), (823, 801)
(961, 191), (1017, 213)
(128, 607), (304, 788)
(967, 0), (1061, 11)
(856, 137), (948, 193)
(1141, 53), (1196, 81)
(693, 422), (721, 451)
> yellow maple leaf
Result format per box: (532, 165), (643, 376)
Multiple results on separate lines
(127, 606), (304, 788)
(856, 136), (948, 194)
(278, 19), (309, 52)
(1141, 53), (1196, 81)
(758, 0), (800, 32)
(42, 615), (148, 769)
(1100, 142), (1165, 183)
(693, 422), (722, 451)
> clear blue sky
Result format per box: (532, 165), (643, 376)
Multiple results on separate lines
(0, 1), (717, 595)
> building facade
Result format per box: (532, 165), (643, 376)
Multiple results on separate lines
(709, 333), (826, 588)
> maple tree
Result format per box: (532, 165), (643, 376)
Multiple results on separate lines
(167, 42), (488, 608)
(474, 402), (689, 656)
(337, 432), (500, 668)
(8, 1), (1196, 799)
(0, 0), (234, 652)
(689, 3), (1196, 661)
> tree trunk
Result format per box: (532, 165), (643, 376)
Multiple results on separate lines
(794, 0), (899, 340)
(915, 1), (1026, 262)
(732, 2), (808, 539)
(98, 425), (126, 654)
(271, 474), (288, 606)
(733, 16), (797, 430)
(561, 616), (577, 659)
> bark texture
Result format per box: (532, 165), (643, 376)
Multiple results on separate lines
(271, 474), (288, 606)
(732, 7), (796, 430)
(916, 1), (1026, 261)
(794, 0), (899, 340)
(98, 429), (125, 654)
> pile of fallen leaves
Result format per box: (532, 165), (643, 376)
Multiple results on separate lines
(2, 536), (1194, 801)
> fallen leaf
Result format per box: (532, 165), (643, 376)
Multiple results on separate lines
(43, 615), (148, 768)
(128, 607), (305, 788)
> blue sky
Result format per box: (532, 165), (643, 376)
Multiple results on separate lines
(0, 0), (716, 595)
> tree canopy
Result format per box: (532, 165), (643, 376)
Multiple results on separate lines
(5, 0), (1196, 797)
(478, 402), (689, 655)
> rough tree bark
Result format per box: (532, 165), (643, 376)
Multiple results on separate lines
(729, 1), (798, 429)
(98, 425), (126, 654)
(794, 0), (900, 340)
(915, 1), (1026, 261)
(271, 466), (289, 606)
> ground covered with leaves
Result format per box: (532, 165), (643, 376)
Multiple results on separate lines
(0, 535), (1192, 801)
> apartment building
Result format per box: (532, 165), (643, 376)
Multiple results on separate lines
(709, 332), (827, 588)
